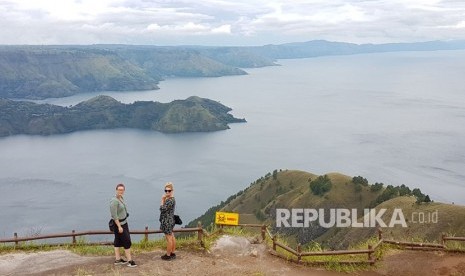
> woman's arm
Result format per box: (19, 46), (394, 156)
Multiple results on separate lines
(114, 219), (123, 233)
(110, 199), (124, 233)
(160, 194), (166, 207)
(160, 197), (174, 211)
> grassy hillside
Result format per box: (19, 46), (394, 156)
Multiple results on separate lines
(322, 196), (465, 248)
(189, 169), (465, 249)
(0, 48), (160, 99)
(197, 47), (278, 68)
(0, 46), (248, 99)
(115, 47), (248, 77)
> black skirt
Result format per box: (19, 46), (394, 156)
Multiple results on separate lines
(113, 223), (132, 249)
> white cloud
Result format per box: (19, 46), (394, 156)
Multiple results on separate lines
(174, 22), (209, 33)
(212, 24), (231, 34)
(456, 21), (465, 28)
(146, 22), (230, 35)
(1, 0), (465, 45)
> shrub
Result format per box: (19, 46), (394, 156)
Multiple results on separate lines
(273, 169), (278, 180)
(370, 182), (384, 192)
(352, 176), (369, 186)
(310, 175), (333, 196)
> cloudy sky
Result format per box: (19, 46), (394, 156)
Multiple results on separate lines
(1, 0), (465, 46)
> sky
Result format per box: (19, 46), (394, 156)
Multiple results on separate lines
(1, 0), (465, 46)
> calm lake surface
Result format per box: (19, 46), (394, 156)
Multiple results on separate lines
(1, 50), (465, 238)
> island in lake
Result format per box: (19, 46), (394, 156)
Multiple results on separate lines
(0, 95), (246, 137)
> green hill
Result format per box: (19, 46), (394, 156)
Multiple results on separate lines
(0, 48), (160, 99)
(321, 196), (465, 249)
(114, 47), (248, 77)
(189, 169), (465, 249)
(0, 46), (248, 99)
(0, 95), (246, 136)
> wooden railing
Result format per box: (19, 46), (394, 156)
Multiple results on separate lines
(0, 222), (206, 247)
(442, 234), (465, 252)
(268, 229), (375, 265)
(1, 223), (464, 267)
(378, 229), (465, 252)
(227, 225), (464, 265)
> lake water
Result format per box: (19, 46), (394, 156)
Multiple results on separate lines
(1, 50), (465, 239)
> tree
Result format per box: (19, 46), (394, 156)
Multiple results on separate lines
(424, 195), (431, 203)
(370, 185), (399, 207)
(398, 184), (411, 196)
(309, 175), (332, 196)
(272, 169), (278, 180)
(370, 182), (384, 192)
(352, 176), (369, 186)
(412, 188), (423, 198)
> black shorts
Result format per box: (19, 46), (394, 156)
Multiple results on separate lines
(113, 223), (132, 249)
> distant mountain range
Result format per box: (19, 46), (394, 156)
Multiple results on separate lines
(1, 40), (465, 99)
(0, 95), (246, 136)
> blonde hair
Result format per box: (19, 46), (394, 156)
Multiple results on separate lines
(165, 182), (174, 190)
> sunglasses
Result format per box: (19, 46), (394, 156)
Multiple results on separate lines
(165, 190), (172, 193)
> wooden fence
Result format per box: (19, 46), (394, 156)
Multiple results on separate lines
(378, 229), (465, 253)
(268, 229), (377, 265)
(214, 225), (465, 265)
(204, 223), (377, 265)
(1, 224), (464, 267)
(0, 222), (206, 247)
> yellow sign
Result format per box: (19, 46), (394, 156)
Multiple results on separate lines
(215, 211), (239, 226)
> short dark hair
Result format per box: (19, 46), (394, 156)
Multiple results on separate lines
(116, 183), (125, 190)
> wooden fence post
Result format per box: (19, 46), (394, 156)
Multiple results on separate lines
(297, 243), (302, 263)
(197, 221), (204, 248)
(220, 224), (224, 234)
(72, 230), (76, 244)
(14, 233), (18, 246)
(441, 233), (446, 247)
(261, 225), (266, 241)
(144, 226), (149, 242)
(272, 235), (277, 251)
(378, 228), (382, 240)
(368, 244), (373, 263)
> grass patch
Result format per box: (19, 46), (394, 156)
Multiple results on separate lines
(445, 241), (465, 251)
(0, 242), (62, 254)
(350, 236), (387, 261)
(443, 233), (465, 251)
(69, 244), (114, 256)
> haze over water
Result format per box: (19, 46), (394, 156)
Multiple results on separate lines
(1, 50), (465, 238)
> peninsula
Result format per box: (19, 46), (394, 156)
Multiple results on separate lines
(0, 95), (246, 136)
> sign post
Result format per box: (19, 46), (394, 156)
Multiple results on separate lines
(215, 211), (239, 226)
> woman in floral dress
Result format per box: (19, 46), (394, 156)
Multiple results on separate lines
(159, 182), (176, 260)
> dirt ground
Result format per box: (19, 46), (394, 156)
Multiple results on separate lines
(375, 249), (465, 276)
(0, 235), (464, 276)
